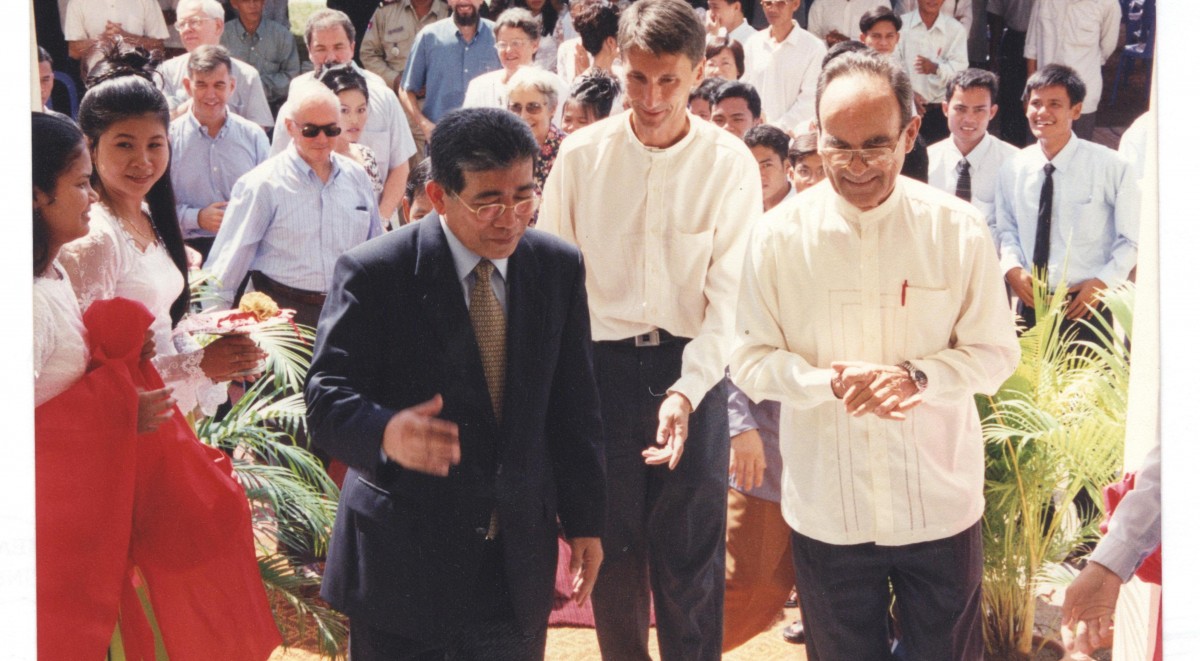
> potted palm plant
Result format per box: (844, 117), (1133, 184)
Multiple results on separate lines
(978, 279), (1133, 659)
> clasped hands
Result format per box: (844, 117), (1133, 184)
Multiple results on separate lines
(831, 361), (922, 420)
(1005, 268), (1106, 320)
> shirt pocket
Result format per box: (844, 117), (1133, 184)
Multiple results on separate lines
(901, 285), (956, 359)
(665, 228), (715, 292)
(1065, 6), (1103, 48)
(1063, 185), (1111, 252)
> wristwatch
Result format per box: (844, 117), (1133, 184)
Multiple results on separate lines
(898, 360), (928, 393)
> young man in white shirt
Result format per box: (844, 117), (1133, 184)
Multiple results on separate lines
(927, 68), (1017, 246)
(896, 0), (968, 143)
(539, 1), (761, 658)
(706, 0), (758, 44)
(1023, 0), (1120, 141)
(741, 0), (826, 136)
(995, 64), (1139, 340)
(730, 50), (1018, 659)
(807, 0), (888, 46)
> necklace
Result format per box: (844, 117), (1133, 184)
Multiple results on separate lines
(107, 202), (159, 248)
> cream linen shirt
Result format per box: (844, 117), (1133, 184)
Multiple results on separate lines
(63, 0), (169, 41)
(730, 177), (1019, 546)
(539, 110), (762, 409)
(807, 0), (889, 41)
(1023, 0), (1120, 115)
(741, 22), (826, 134)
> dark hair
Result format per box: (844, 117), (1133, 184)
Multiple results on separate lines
(744, 124), (789, 163)
(38, 45), (53, 65)
(84, 38), (162, 88)
(305, 8), (356, 47)
(619, 0), (706, 65)
(32, 112), (88, 276)
(713, 80), (761, 119)
(79, 42), (190, 325)
(788, 131), (819, 165)
(816, 51), (913, 131)
(689, 76), (725, 106)
(705, 36), (745, 78)
(317, 62), (370, 102)
(859, 7), (902, 34)
(514, 0), (558, 37)
(186, 43), (233, 76)
(574, 0), (620, 57)
(405, 157), (433, 204)
(821, 39), (871, 70)
(568, 69), (621, 119)
(429, 108), (539, 194)
(1023, 63), (1087, 107)
(945, 67), (999, 105)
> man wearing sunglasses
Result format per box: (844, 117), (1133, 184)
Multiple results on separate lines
(306, 107), (605, 660)
(730, 51), (1018, 660)
(205, 82), (384, 327)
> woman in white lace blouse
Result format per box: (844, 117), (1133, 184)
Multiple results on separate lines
(59, 43), (264, 417)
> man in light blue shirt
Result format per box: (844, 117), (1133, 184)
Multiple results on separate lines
(995, 64), (1139, 335)
(170, 45), (270, 258)
(206, 81), (383, 326)
(399, 0), (500, 141)
(222, 0), (301, 113)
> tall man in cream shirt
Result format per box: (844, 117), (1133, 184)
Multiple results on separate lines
(539, 1), (761, 658)
(730, 51), (1018, 659)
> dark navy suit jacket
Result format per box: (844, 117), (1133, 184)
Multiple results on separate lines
(305, 215), (605, 642)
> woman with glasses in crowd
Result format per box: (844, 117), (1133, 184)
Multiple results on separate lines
(464, 8), (544, 110)
(505, 65), (568, 225)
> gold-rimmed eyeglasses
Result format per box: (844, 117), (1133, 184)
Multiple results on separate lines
(451, 193), (541, 222)
(818, 133), (905, 169)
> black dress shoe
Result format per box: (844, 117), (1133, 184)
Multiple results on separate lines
(782, 619), (805, 644)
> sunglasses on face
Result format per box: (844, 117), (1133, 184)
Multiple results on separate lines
(299, 122), (343, 138)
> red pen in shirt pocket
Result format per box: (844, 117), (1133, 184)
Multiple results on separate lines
(902, 279), (908, 306)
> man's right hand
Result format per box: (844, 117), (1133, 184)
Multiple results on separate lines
(729, 429), (765, 491)
(382, 395), (461, 476)
(1005, 266), (1035, 307)
(198, 201), (228, 234)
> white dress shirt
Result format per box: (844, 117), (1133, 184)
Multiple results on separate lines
(741, 22), (826, 134)
(928, 132), (1018, 245)
(728, 20), (758, 45)
(158, 53), (275, 128)
(807, 0), (889, 41)
(1023, 0), (1120, 115)
(539, 110), (762, 409)
(730, 177), (1019, 546)
(994, 133), (1139, 289)
(895, 0), (974, 36)
(897, 10), (969, 104)
(63, 0), (169, 41)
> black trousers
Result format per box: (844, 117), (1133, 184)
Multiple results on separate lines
(589, 339), (730, 661)
(997, 28), (1031, 148)
(347, 540), (547, 661)
(791, 520), (984, 661)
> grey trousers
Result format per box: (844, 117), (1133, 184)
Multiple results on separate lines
(790, 519), (984, 661)
(588, 339), (730, 661)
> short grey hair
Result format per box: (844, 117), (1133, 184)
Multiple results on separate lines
(186, 44), (233, 77)
(283, 80), (340, 122)
(177, 0), (224, 21)
(617, 0), (706, 66)
(506, 66), (565, 115)
(495, 8), (540, 42)
(305, 8), (356, 47)
(815, 51), (913, 131)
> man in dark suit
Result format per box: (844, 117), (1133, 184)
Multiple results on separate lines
(305, 107), (606, 660)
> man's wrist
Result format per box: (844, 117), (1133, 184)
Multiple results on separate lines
(666, 390), (693, 413)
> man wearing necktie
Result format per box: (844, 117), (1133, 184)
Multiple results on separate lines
(995, 64), (1140, 336)
(306, 107), (606, 659)
(927, 68), (1017, 248)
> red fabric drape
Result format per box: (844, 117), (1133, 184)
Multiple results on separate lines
(36, 297), (280, 660)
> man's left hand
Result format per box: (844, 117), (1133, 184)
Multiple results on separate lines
(914, 55), (939, 75)
(832, 361), (922, 420)
(1066, 278), (1107, 320)
(643, 392), (692, 469)
(566, 536), (604, 606)
(1060, 561), (1121, 655)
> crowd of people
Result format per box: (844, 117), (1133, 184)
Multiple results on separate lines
(33, 0), (1156, 658)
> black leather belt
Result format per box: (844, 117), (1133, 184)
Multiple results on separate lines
(250, 271), (327, 307)
(600, 329), (689, 347)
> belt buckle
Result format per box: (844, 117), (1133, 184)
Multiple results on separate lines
(634, 329), (661, 347)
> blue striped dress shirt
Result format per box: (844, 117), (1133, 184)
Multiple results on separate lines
(169, 110), (269, 240)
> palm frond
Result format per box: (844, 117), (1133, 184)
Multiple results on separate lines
(259, 553), (348, 657)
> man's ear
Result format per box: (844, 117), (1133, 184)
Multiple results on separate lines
(902, 114), (921, 154)
(426, 180), (448, 215)
(1069, 102), (1083, 121)
(988, 104), (999, 121)
(183, 76), (193, 97)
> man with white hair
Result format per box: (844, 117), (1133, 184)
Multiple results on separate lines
(156, 0), (275, 129)
(205, 81), (384, 327)
(272, 8), (417, 222)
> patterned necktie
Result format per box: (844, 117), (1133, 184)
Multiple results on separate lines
(469, 260), (506, 421)
(955, 158), (972, 201)
(1032, 163), (1055, 274)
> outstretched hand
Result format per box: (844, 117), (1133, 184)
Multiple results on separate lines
(643, 392), (692, 469)
(382, 394), (461, 476)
